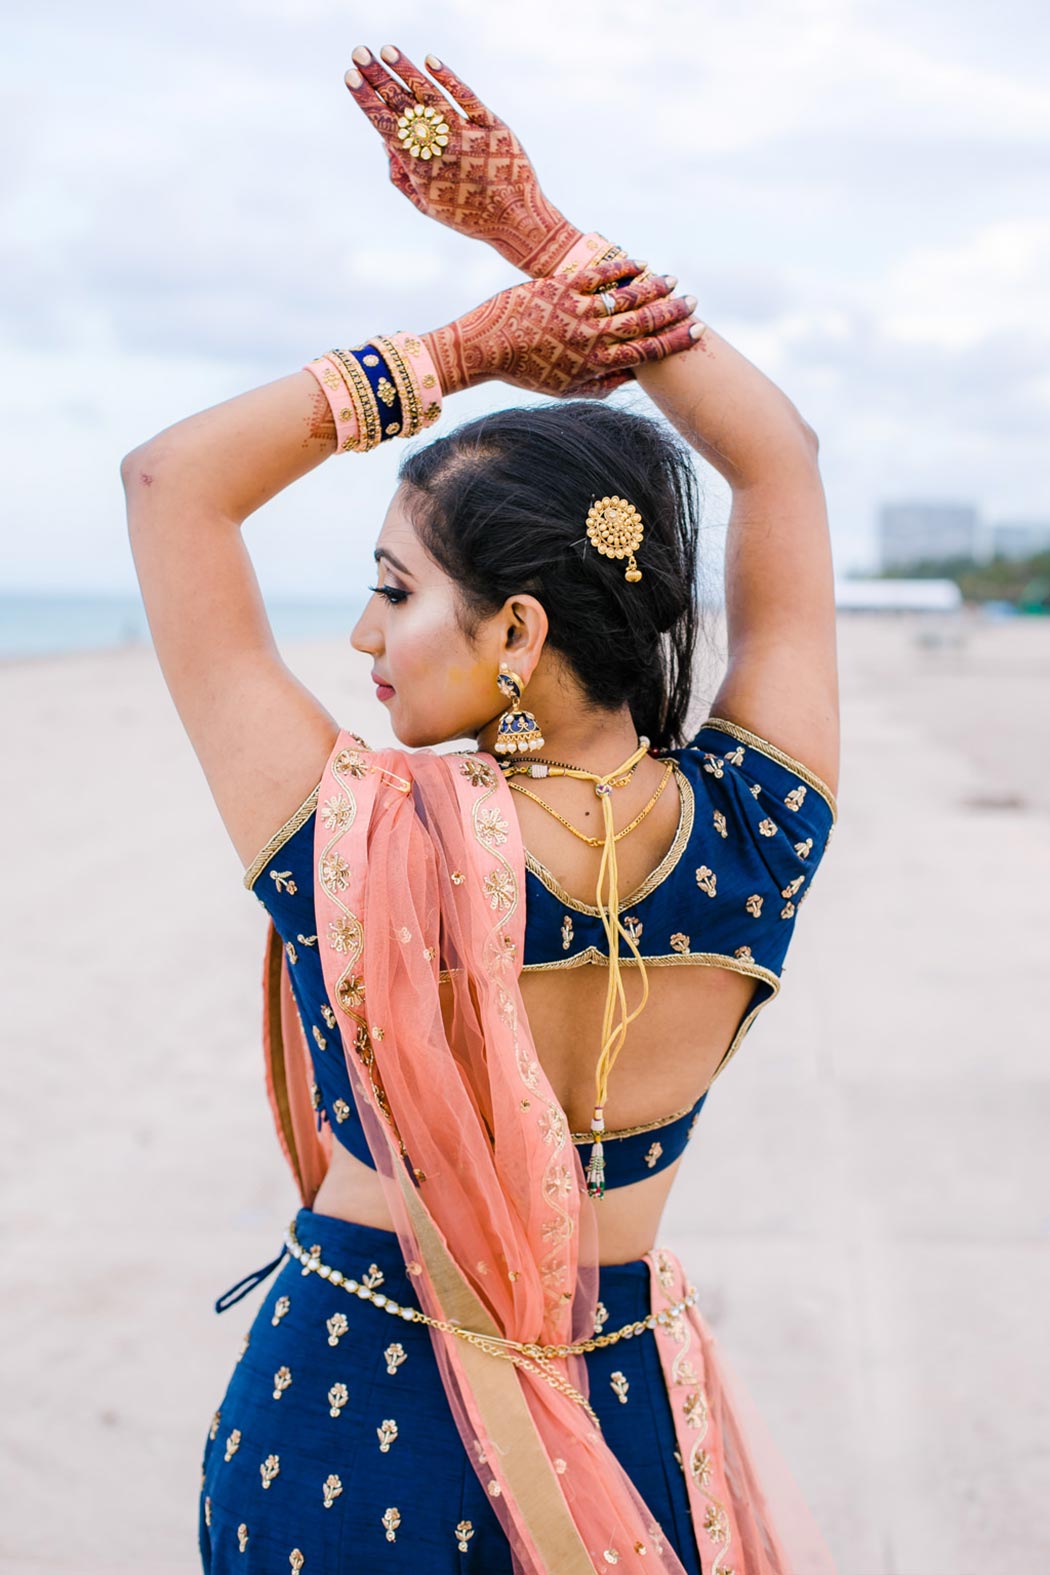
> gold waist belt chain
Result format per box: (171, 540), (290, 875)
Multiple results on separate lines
(285, 1218), (699, 1428)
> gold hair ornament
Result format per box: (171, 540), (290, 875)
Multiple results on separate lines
(585, 495), (644, 582)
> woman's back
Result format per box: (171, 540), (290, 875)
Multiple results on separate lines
(248, 715), (836, 1261)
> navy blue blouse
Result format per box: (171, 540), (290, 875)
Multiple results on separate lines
(243, 717), (837, 1189)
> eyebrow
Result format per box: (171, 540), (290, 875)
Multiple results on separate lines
(373, 547), (414, 578)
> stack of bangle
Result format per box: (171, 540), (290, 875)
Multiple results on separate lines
(552, 231), (654, 290)
(305, 331), (443, 454)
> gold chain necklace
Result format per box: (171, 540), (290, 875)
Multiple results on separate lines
(504, 759), (674, 848)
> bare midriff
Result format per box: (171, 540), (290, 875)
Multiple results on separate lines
(312, 764), (760, 1265)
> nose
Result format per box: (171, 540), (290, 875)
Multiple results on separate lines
(349, 604), (380, 657)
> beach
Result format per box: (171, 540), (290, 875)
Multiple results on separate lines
(1, 609), (1047, 1572)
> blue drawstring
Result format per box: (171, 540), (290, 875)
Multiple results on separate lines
(214, 1243), (288, 1314)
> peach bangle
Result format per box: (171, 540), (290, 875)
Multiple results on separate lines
(304, 333), (444, 455)
(551, 231), (654, 287)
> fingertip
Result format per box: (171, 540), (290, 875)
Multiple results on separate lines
(345, 67), (363, 89)
(352, 45), (372, 66)
(425, 54), (443, 70)
(380, 44), (400, 64)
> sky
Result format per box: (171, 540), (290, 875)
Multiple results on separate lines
(2, 0), (1048, 597)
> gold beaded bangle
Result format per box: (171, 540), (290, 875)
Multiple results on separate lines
(372, 333), (423, 437)
(326, 348), (382, 451)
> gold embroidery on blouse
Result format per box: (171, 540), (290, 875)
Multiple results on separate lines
(713, 809), (728, 837)
(289, 1552), (305, 1573)
(456, 1520), (475, 1551)
(699, 716), (838, 823)
(310, 1081), (321, 1111)
(670, 932), (690, 953)
(224, 1428), (241, 1462)
(272, 1295), (290, 1327)
(332, 1098), (350, 1124)
(623, 914), (643, 942)
(780, 901), (796, 919)
(784, 784), (807, 811)
(758, 817), (778, 837)
(702, 754), (724, 778)
(236, 1332), (249, 1361)
(610, 1371), (630, 1403)
(323, 1473), (343, 1508)
(734, 946), (753, 961)
(382, 1507), (401, 1541)
(362, 1263), (385, 1290)
(311, 1024), (327, 1052)
(561, 914), (574, 950)
(569, 1101), (694, 1143)
(285, 941), (299, 965)
(243, 785), (320, 889)
(204, 1496), (211, 1527)
(272, 1366), (292, 1400)
(328, 1382), (348, 1418)
(297, 934), (318, 949)
(695, 865), (717, 897)
(794, 837), (813, 858)
(377, 1418), (398, 1452)
(594, 1301), (609, 1333)
(326, 1312), (348, 1346)
(260, 1454), (280, 1489)
(745, 894), (763, 917)
(237, 1523), (249, 1552)
(384, 1342), (408, 1375)
(209, 1408), (221, 1440)
(644, 1141), (664, 1168)
(320, 1003), (337, 1029)
(782, 876), (805, 897)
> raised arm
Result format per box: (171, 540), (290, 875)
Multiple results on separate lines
(120, 265), (695, 874)
(634, 323), (839, 798)
(341, 47), (839, 796)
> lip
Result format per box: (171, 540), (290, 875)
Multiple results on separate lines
(371, 673), (395, 700)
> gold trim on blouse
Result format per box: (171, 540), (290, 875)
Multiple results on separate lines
(243, 784), (322, 890)
(523, 760), (694, 917)
(699, 715), (838, 824)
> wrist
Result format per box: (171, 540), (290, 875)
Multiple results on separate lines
(304, 333), (442, 455)
(422, 323), (482, 398)
(512, 205), (585, 278)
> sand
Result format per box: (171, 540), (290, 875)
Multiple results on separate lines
(1, 610), (1047, 1571)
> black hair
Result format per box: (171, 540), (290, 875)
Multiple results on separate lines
(397, 399), (711, 751)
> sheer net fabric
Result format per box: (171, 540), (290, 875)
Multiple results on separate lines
(260, 732), (838, 1575)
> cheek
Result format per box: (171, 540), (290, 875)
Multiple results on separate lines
(390, 603), (488, 701)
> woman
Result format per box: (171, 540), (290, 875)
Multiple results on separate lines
(123, 44), (840, 1575)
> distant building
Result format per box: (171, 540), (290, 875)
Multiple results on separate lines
(835, 578), (963, 612)
(878, 502), (978, 570)
(989, 520), (1050, 561)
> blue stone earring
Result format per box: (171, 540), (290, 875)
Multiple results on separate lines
(493, 663), (545, 755)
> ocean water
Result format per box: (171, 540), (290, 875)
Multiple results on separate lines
(0, 592), (365, 661)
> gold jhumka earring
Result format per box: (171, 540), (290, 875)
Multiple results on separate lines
(493, 664), (545, 755)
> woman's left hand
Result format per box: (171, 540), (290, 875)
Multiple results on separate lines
(422, 259), (700, 400)
(344, 45), (583, 277)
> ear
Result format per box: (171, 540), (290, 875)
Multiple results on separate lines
(499, 594), (548, 681)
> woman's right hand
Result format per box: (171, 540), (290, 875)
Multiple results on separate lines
(422, 259), (701, 400)
(344, 45), (583, 277)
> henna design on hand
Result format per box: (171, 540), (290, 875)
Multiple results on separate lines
(421, 258), (698, 400)
(345, 46), (582, 275)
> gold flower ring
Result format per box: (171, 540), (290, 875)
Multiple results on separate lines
(397, 103), (451, 161)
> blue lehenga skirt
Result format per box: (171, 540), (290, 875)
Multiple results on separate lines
(199, 1208), (704, 1573)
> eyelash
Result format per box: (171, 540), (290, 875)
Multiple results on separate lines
(368, 584), (409, 606)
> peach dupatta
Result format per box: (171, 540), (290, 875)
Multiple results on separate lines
(259, 730), (838, 1575)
